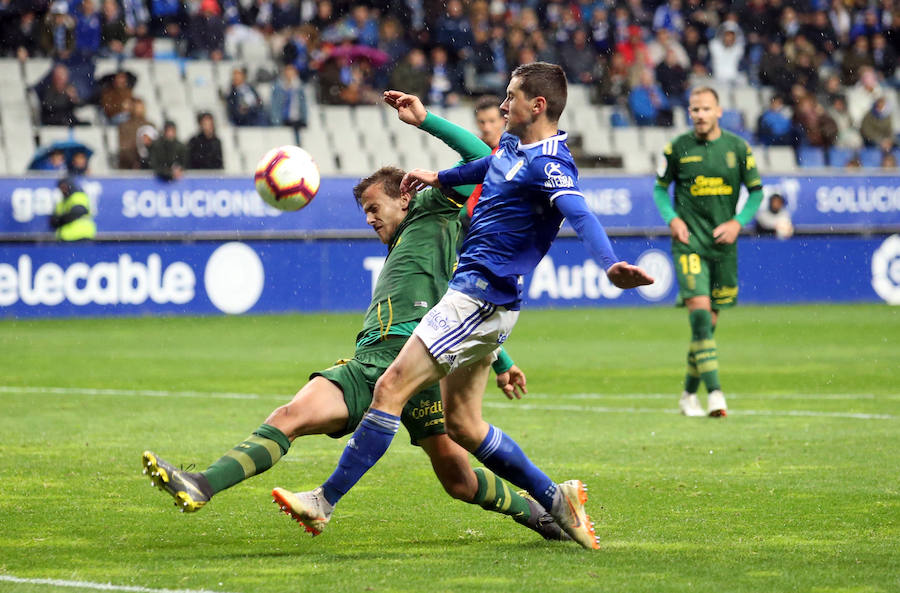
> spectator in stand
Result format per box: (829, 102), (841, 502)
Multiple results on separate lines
(738, 0), (770, 40)
(468, 27), (504, 95)
(100, 71), (134, 124)
(829, 0), (852, 46)
(682, 25), (709, 72)
(227, 66), (266, 125)
(754, 193), (793, 239)
(282, 25), (318, 82)
(827, 95), (864, 150)
(652, 0), (685, 35)
(594, 51), (631, 106)
(756, 95), (794, 146)
(136, 125), (157, 169)
(882, 152), (898, 168)
(309, 0), (335, 32)
(150, 120), (188, 181)
(656, 47), (689, 107)
(793, 93), (838, 149)
(848, 66), (896, 126)
(683, 0), (717, 36)
(790, 50), (820, 95)
(849, 8), (881, 42)
(346, 4), (378, 48)
(39, 63), (83, 126)
(530, 30), (558, 65)
(871, 34), (898, 81)
(801, 11), (838, 56)
(187, 112), (223, 170)
(611, 6), (632, 45)
(648, 28), (689, 68)
(504, 27), (527, 68)
(149, 0), (184, 38)
(435, 0), (473, 61)
(74, 0), (101, 58)
(819, 74), (845, 106)
(187, 0), (225, 60)
(625, 0), (652, 28)
(617, 24), (651, 67)
(860, 97), (895, 150)
(69, 150), (90, 176)
(4, 10), (40, 59)
(39, 1), (75, 60)
(709, 21), (745, 84)
(389, 48), (429, 101)
(427, 45), (462, 107)
(118, 98), (152, 169)
(100, 0), (131, 57)
(32, 149), (68, 172)
(559, 28), (597, 85)
(270, 0), (302, 35)
(758, 40), (793, 97)
(590, 7), (613, 55)
(628, 67), (671, 126)
(779, 6), (801, 42)
(270, 63), (308, 131)
(840, 35), (874, 86)
(374, 17), (408, 87)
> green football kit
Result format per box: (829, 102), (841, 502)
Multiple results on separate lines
(653, 129), (763, 400)
(654, 130), (763, 308)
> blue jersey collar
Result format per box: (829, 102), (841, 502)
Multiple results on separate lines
(516, 130), (568, 150)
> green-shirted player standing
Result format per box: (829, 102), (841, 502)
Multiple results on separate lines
(141, 91), (568, 542)
(653, 86), (763, 418)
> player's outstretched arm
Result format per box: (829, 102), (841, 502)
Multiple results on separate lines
(555, 192), (654, 289)
(383, 90), (427, 126)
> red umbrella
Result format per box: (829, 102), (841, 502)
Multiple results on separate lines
(326, 44), (390, 67)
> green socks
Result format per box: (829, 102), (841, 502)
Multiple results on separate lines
(472, 467), (532, 520)
(201, 424), (291, 495)
(687, 309), (721, 393)
(684, 320), (716, 393)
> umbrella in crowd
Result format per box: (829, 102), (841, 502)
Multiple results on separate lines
(29, 140), (94, 171)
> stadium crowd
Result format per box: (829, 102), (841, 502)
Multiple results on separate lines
(3, 0), (899, 172)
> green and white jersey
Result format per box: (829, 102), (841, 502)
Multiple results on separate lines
(656, 130), (762, 258)
(357, 187), (464, 346)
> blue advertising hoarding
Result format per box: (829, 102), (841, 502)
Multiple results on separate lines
(2, 235), (897, 318)
(1, 174), (900, 238)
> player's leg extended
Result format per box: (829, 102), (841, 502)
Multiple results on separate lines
(316, 336), (444, 510)
(419, 430), (568, 540)
(143, 377), (348, 512)
(674, 249), (710, 416)
(441, 358), (597, 549)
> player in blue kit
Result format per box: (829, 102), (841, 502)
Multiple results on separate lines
(282, 63), (654, 550)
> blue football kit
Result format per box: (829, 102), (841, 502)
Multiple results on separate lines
(437, 131), (620, 309)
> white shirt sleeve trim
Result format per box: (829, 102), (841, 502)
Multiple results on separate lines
(548, 190), (584, 203)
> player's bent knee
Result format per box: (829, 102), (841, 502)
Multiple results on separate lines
(444, 417), (482, 452)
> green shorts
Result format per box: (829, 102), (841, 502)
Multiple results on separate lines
(672, 245), (738, 309)
(311, 338), (444, 446)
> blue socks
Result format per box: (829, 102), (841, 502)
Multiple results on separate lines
(321, 409), (400, 506)
(474, 424), (557, 510)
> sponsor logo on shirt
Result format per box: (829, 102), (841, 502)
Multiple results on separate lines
(543, 161), (574, 188)
(680, 155), (703, 163)
(689, 175), (733, 196)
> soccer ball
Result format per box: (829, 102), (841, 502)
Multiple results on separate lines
(254, 145), (321, 211)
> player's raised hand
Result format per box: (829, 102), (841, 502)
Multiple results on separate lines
(606, 261), (655, 289)
(400, 168), (440, 197)
(383, 90), (427, 127)
(713, 219), (741, 244)
(496, 365), (528, 400)
(669, 217), (690, 244)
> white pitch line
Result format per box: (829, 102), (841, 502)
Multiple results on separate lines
(0, 575), (238, 593)
(0, 386), (895, 421)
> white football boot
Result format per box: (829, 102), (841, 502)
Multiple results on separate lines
(679, 392), (706, 417)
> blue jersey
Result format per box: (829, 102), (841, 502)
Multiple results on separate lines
(449, 131), (584, 309)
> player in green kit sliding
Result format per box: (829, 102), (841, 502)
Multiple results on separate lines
(141, 90), (568, 542)
(653, 86), (763, 417)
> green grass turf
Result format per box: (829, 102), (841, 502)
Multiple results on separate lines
(0, 304), (898, 593)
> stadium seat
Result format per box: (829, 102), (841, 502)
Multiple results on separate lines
(338, 147), (372, 176)
(797, 146), (826, 168)
(733, 87), (761, 125)
(610, 110), (630, 127)
(720, 109), (745, 134)
(641, 127), (669, 150)
(859, 147), (883, 167)
(23, 58), (52, 86)
(765, 146), (797, 171)
(622, 150), (651, 174)
(580, 127), (613, 155)
(612, 128), (641, 154)
(827, 147), (856, 168)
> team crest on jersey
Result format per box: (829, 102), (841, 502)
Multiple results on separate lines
(726, 151), (736, 168)
(543, 161), (574, 188)
(505, 159), (525, 180)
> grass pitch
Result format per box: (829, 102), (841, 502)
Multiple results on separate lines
(1, 304), (898, 593)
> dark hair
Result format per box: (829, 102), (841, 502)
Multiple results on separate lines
(510, 62), (567, 122)
(474, 95), (501, 115)
(197, 111), (213, 124)
(690, 86), (719, 103)
(353, 166), (405, 206)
